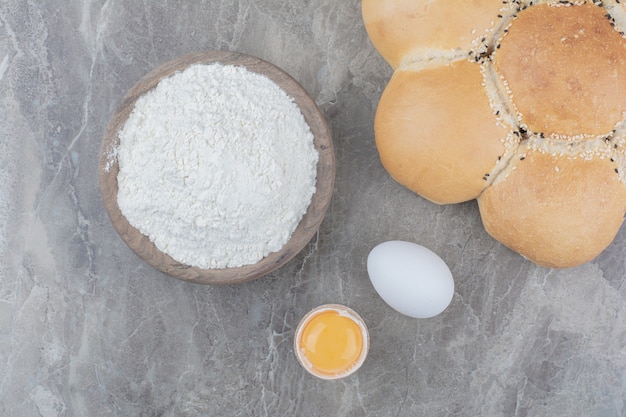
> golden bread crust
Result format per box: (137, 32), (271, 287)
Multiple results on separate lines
(375, 60), (509, 204)
(364, 1), (626, 267)
(362, 0), (509, 68)
(478, 149), (626, 268)
(494, 3), (626, 137)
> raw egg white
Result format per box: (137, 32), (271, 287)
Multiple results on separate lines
(366, 241), (454, 318)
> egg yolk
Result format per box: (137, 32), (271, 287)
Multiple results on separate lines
(298, 310), (364, 376)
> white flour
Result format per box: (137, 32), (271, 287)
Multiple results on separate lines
(116, 63), (318, 269)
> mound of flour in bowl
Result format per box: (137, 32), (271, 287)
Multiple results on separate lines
(116, 63), (318, 269)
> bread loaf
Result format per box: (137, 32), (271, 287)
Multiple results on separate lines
(362, 1), (626, 268)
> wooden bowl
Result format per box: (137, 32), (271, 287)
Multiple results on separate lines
(98, 51), (335, 285)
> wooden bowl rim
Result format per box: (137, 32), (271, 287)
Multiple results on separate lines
(98, 51), (335, 285)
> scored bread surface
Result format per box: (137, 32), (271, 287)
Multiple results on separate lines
(363, 0), (626, 268)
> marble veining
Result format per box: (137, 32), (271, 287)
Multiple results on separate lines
(1, 1), (625, 416)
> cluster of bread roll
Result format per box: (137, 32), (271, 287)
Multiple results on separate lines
(362, 0), (626, 268)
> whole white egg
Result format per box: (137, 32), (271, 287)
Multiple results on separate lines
(366, 241), (454, 318)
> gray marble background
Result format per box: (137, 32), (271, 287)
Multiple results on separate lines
(1, 1), (625, 416)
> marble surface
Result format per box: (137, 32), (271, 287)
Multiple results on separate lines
(1, 1), (625, 416)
